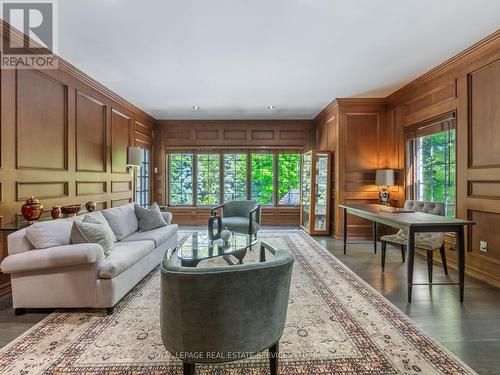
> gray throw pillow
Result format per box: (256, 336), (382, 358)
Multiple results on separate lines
(134, 202), (167, 232)
(71, 221), (114, 257)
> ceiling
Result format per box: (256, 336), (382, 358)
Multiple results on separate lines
(56, 0), (500, 120)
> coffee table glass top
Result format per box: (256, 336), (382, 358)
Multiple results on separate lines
(177, 231), (257, 266)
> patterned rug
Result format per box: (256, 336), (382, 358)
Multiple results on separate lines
(0, 230), (476, 374)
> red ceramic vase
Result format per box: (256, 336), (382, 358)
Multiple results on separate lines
(21, 196), (44, 224)
(51, 206), (62, 220)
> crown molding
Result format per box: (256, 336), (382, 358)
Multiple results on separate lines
(386, 29), (500, 105)
(0, 20), (156, 123)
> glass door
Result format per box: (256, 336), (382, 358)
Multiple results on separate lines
(301, 153), (312, 229)
(314, 153), (329, 231)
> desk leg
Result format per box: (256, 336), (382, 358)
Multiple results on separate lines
(407, 227), (415, 303)
(343, 207), (348, 255)
(372, 221), (377, 254)
(457, 225), (465, 303)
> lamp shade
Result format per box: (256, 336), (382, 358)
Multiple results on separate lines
(375, 169), (395, 186)
(127, 146), (142, 167)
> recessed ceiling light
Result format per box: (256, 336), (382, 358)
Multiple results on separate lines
(267, 105), (275, 110)
(192, 105), (200, 110)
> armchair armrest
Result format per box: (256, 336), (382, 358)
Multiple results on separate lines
(210, 204), (224, 217)
(0, 243), (105, 274)
(161, 211), (173, 225)
(249, 203), (261, 236)
(259, 241), (277, 262)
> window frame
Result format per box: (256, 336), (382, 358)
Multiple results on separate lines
(405, 113), (456, 218)
(167, 152), (195, 207)
(135, 147), (151, 207)
(276, 153), (301, 206)
(166, 149), (302, 208)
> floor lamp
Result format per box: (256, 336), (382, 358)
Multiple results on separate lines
(127, 146), (142, 203)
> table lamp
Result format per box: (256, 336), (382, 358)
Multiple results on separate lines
(375, 169), (394, 206)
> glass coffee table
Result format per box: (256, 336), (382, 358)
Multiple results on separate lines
(176, 231), (258, 267)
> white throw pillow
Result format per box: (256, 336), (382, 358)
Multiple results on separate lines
(25, 220), (73, 249)
(101, 203), (139, 241)
(85, 211), (118, 242)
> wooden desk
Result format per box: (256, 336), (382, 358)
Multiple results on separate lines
(339, 204), (474, 303)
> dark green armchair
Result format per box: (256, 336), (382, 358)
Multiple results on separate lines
(210, 200), (261, 239)
(160, 242), (294, 375)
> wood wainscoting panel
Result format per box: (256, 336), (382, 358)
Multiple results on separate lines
(111, 109), (131, 173)
(468, 181), (500, 199)
(16, 69), (67, 170)
(344, 113), (381, 172)
(468, 59), (500, 168)
(111, 197), (132, 207)
(16, 181), (68, 201)
(75, 91), (106, 172)
(111, 181), (132, 193)
(76, 181), (107, 196)
(468, 210), (500, 261)
(223, 130), (246, 140)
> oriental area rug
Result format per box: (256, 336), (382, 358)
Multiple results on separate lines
(0, 230), (476, 374)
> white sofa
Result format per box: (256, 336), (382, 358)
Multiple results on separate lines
(0, 203), (178, 315)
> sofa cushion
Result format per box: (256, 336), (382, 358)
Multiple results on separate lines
(101, 204), (139, 241)
(25, 220), (74, 249)
(84, 211), (118, 242)
(70, 221), (114, 257)
(134, 203), (167, 232)
(122, 224), (178, 247)
(99, 240), (155, 279)
(221, 217), (260, 235)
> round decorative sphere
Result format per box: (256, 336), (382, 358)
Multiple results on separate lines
(220, 229), (232, 241)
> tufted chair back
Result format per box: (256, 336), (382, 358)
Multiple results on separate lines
(404, 200), (444, 216)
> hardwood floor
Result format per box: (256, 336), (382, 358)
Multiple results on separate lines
(314, 235), (500, 375)
(0, 227), (499, 374)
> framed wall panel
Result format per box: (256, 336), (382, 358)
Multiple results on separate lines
(111, 109), (131, 173)
(16, 70), (68, 170)
(75, 91), (106, 172)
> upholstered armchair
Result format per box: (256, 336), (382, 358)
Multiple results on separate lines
(380, 200), (448, 281)
(210, 200), (261, 239)
(160, 242), (294, 375)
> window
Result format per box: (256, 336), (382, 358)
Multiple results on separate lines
(167, 151), (301, 207)
(277, 154), (300, 205)
(135, 148), (150, 206)
(224, 154), (247, 201)
(413, 129), (456, 217)
(169, 153), (193, 206)
(251, 154), (274, 205)
(197, 154), (220, 205)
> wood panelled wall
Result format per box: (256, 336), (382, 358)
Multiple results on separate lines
(315, 30), (500, 288)
(386, 30), (500, 288)
(0, 31), (155, 296)
(154, 120), (315, 225)
(314, 99), (403, 238)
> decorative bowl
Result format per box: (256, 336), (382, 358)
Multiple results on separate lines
(61, 204), (82, 217)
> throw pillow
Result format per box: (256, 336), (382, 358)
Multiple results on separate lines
(134, 202), (167, 232)
(70, 221), (114, 257)
(26, 220), (73, 249)
(84, 212), (117, 242)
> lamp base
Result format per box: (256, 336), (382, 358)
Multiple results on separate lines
(379, 188), (390, 206)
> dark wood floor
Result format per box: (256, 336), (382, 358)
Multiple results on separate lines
(314, 235), (500, 375)
(1, 227), (499, 374)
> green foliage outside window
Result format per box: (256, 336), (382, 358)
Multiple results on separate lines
(197, 154), (221, 205)
(278, 154), (300, 205)
(169, 153), (193, 206)
(415, 130), (456, 217)
(251, 154), (274, 205)
(224, 154), (247, 201)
